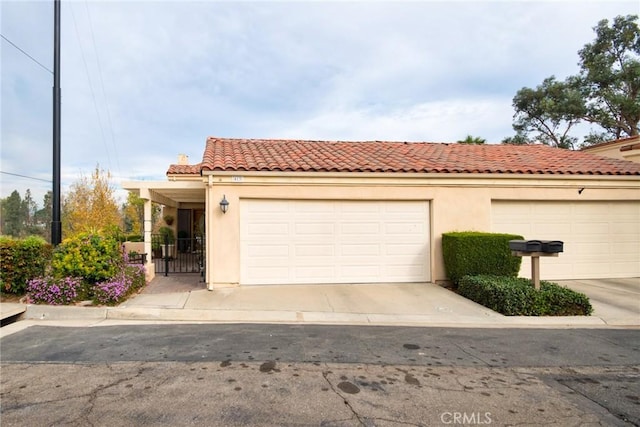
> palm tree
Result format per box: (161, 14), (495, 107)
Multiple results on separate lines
(457, 135), (486, 145)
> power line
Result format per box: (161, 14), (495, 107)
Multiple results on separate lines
(85, 0), (122, 177)
(0, 34), (53, 74)
(0, 171), (53, 183)
(69, 3), (112, 170)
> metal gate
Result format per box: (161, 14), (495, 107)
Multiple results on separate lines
(152, 234), (205, 276)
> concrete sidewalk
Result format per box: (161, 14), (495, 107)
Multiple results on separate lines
(8, 276), (638, 328)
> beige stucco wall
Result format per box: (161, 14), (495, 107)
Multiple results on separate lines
(203, 172), (640, 288)
(582, 138), (640, 163)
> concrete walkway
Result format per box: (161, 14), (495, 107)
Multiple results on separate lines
(5, 276), (637, 328)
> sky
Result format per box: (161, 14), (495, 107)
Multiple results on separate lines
(1, 0), (638, 206)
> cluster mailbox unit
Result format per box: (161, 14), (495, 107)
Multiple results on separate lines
(509, 240), (564, 290)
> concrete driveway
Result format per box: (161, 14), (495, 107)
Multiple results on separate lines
(557, 278), (640, 326)
(6, 277), (639, 329)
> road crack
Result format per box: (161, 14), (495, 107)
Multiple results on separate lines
(322, 369), (366, 426)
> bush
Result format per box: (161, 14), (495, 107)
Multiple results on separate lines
(158, 226), (175, 244)
(459, 275), (593, 316)
(26, 276), (83, 305)
(442, 231), (523, 285)
(93, 264), (145, 305)
(51, 232), (121, 285)
(0, 236), (52, 294)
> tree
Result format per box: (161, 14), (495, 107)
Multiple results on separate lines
(1, 191), (24, 237)
(62, 166), (121, 238)
(121, 192), (144, 236)
(501, 133), (531, 145)
(34, 191), (52, 241)
(22, 189), (38, 235)
(457, 135), (486, 144)
(578, 15), (640, 143)
(506, 15), (639, 149)
(511, 76), (586, 149)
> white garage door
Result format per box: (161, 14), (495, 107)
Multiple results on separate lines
(240, 200), (430, 285)
(492, 201), (640, 280)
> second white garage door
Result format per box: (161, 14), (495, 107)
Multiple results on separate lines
(492, 201), (640, 280)
(240, 200), (430, 285)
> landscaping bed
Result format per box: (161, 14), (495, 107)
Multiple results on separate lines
(458, 275), (593, 316)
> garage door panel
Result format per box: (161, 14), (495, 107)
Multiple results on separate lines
(341, 222), (381, 234)
(294, 202), (334, 213)
(295, 244), (334, 257)
(241, 200), (430, 285)
(341, 264), (381, 278)
(247, 244), (289, 257)
(613, 262), (640, 276)
(492, 201), (639, 280)
(247, 222), (289, 236)
(532, 203), (573, 215)
(613, 222), (639, 235)
(531, 222), (570, 235)
(247, 266), (290, 279)
(386, 243), (426, 256)
(573, 222), (610, 234)
(341, 244), (380, 256)
(294, 222), (335, 236)
(294, 266), (335, 280)
(613, 242), (640, 255)
(385, 222), (425, 235)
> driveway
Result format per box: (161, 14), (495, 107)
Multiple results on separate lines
(557, 278), (639, 326)
(6, 277), (638, 328)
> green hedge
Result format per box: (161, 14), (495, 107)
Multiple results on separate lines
(0, 236), (52, 294)
(459, 275), (593, 316)
(442, 231), (523, 285)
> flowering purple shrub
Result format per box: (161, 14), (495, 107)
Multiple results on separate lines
(27, 276), (83, 305)
(93, 263), (145, 305)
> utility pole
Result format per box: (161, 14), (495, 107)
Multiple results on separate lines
(52, 0), (62, 245)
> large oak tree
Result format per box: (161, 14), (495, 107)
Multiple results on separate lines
(505, 15), (639, 148)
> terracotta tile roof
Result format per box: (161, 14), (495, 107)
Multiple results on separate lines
(167, 137), (640, 176)
(167, 163), (202, 175)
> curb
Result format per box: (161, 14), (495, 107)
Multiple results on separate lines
(14, 304), (634, 328)
(23, 305), (108, 321)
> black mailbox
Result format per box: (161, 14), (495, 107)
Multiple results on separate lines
(509, 240), (542, 252)
(541, 240), (563, 253)
(509, 239), (563, 253)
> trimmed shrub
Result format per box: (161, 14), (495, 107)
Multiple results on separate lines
(26, 276), (83, 305)
(51, 232), (121, 285)
(459, 275), (593, 316)
(0, 236), (52, 294)
(442, 231), (523, 285)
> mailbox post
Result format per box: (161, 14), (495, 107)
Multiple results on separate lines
(509, 240), (563, 290)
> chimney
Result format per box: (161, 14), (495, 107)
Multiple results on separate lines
(177, 154), (189, 165)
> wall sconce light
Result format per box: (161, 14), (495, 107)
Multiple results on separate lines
(219, 195), (229, 214)
(578, 188), (585, 194)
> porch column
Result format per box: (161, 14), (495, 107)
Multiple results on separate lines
(205, 177), (213, 290)
(140, 189), (155, 281)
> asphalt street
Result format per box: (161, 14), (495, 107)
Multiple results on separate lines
(1, 324), (639, 426)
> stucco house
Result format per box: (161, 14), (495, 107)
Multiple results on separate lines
(123, 137), (640, 289)
(581, 135), (640, 163)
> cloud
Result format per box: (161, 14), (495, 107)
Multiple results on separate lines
(2, 0), (639, 207)
(272, 96), (514, 143)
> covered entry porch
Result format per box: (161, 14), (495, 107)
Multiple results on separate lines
(122, 180), (207, 283)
